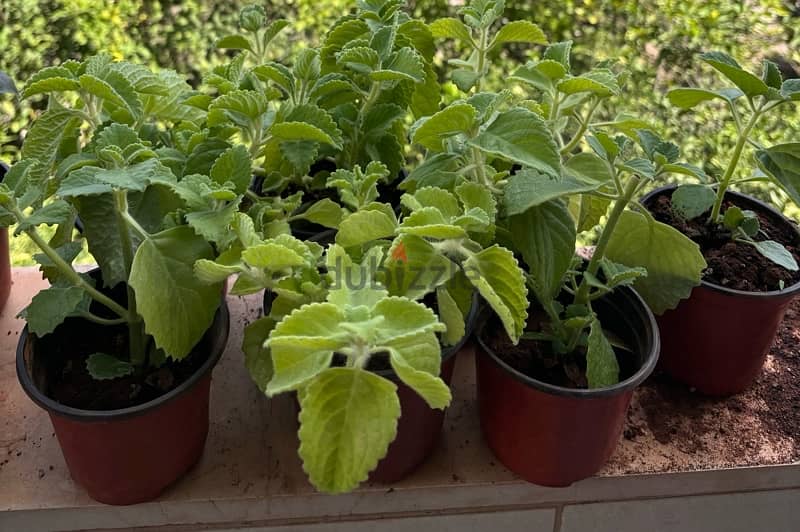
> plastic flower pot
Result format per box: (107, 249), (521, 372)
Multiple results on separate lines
(266, 290), (480, 484)
(369, 293), (478, 483)
(0, 162), (12, 312)
(16, 298), (229, 505)
(475, 286), (659, 487)
(642, 186), (800, 396)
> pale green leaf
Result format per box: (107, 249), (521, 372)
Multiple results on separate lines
(666, 88), (743, 109)
(781, 79), (800, 101)
(491, 21), (547, 49)
(384, 234), (457, 299)
(21, 109), (82, 169)
(295, 198), (343, 228)
(397, 207), (467, 240)
(336, 209), (397, 247)
(216, 35), (253, 52)
(700, 51), (769, 98)
(298, 368), (399, 493)
(242, 242), (306, 270)
(755, 143), (800, 205)
(429, 17), (473, 42)
(504, 169), (603, 216)
(557, 69), (620, 97)
(371, 47), (425, 82)
(389, 348), (451, 409)
(243, 316), (276, 393)
(437, 286), (465, 346)
(210, 145), (252, 194)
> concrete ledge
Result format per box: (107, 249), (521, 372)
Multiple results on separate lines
(1, 268), (798, 531)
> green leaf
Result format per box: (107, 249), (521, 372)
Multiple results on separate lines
(216, 35), (254, 52)
(670, 184), (716, 220)
(86, 353), (135, 380)
(491, 21), (547, 49)
(210, 145), (252, 194)
(22, 286), (87, 336)
(141, 70), (205, 124)
(781, 79), (800, 101)
(598, 258), (647, 289)
(543, 41), (573, 70)
(429, 17), (473, 42)
(384, 234), (456, 299)
(295, 198), (343, 228)
(272, 122), (341, 149)
(21, 109), (82, 169)
(667, 87), (743, 109)
(762, 60), (783, 90)
(463, 246), (528, 343)
(755, 143), (800, 206)
(284, 104), (343, 148)
(17, 200), (73, 233)
(605, 211), (706, 314)
(336, 209), (397, 247)
(452, 69), (482, 92)
(79, 74), (131, 113)
(242, 242), (306, 270)
(398, 207), (467, 240)
(504, 169), (601, 217)
(243, 316), (276, 393)
(509, 198), (576, 303)
(371, 47), (425, 83)
(436, 287), (465, 346)
(468, 108), (560, 177)
(557, 70), (620, 97)
(389, 346), (451, 408)
(266, 303), (347, 394)
(185, 199), (241, 246)
(336, 46), (380, 74)
(700, 51), (769, 98)
(298, 368), (399, 494)
(207, 90), (268, 128)
(22, 76), (80, 98)
(751, 240), (799, 271)
(58, 159), (176, 197)
(129, 226), (220, 359)
(412, 103), (476, 152)
(587, 320), (620, 389)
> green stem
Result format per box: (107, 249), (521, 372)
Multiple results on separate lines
(573, 174), (642, 308)
(474, 28), (488, 93)
(349, 83), (381, 167)
(560, 99), (601, 157)
(708, 109), (763, 223)
(21, 224), (129, 320)
(77, 311), (127, 326)
(114, 190), (146, 367)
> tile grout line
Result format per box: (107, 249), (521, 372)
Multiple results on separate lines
(552, 504), (564, 532)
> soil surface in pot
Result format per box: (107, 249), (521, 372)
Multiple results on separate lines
(38, 320), (207, 411)
(649, 192), (800, 291)
(607, 297), (800, 473)
(483, 313), (638, 389)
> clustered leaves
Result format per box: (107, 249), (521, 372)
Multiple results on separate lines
(8, 0), (800, 497)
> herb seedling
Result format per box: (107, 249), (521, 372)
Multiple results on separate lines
(667, 52), (800, 272)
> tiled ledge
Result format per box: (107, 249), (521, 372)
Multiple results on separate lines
(1, 268), (798, 532)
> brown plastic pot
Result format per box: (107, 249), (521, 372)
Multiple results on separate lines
(476, 286), (659, 487)
(642, 186), (800, 396)
(16, 300), (229, 505)
(0, 162), (12, 312)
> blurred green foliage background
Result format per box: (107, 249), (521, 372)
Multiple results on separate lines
(1, 0), (798, 264)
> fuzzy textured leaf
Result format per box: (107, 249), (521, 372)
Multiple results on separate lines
(587, 320), (620, 388)
(412, 103), (476, 152)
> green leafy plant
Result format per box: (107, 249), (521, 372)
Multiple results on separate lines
(667, 52), (800, 271)
(0, 55), (234, 380)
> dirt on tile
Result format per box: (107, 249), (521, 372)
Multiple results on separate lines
(604, 298), (800, 475)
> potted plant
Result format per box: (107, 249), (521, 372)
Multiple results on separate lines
(210, 3), (436, 239)
(639, 53), (800, 395)
(195, 176), (531, 491)
(421, 0), (705, 486)
(6, 55), (236, 505)
(0, 69), (16, 311)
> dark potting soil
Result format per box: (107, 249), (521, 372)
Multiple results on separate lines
(649, 192), (800, 291)
(483, 313), (638, 389)
(38, 319), (206, 411)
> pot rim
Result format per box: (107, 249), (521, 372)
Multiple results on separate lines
(476, 285), (660, 398)
(16, 302), (230, 422)
(642, 185), (800, 299)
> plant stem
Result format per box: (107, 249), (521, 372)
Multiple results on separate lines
(77, 311), (127, 326)
(474, 28), (488, 93)
(21, 224), (130, 320)
(573, 174), (642, 307)
(560, 99), (601, 157)
(708, 109), (763, 223)
(114, 190), (147, 366)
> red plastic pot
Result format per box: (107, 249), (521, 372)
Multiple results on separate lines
(642, 186), (800, 396)
(0, 162), (12, 312)
(476, 286), (659, 487)
(16, 302), (229, 505)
